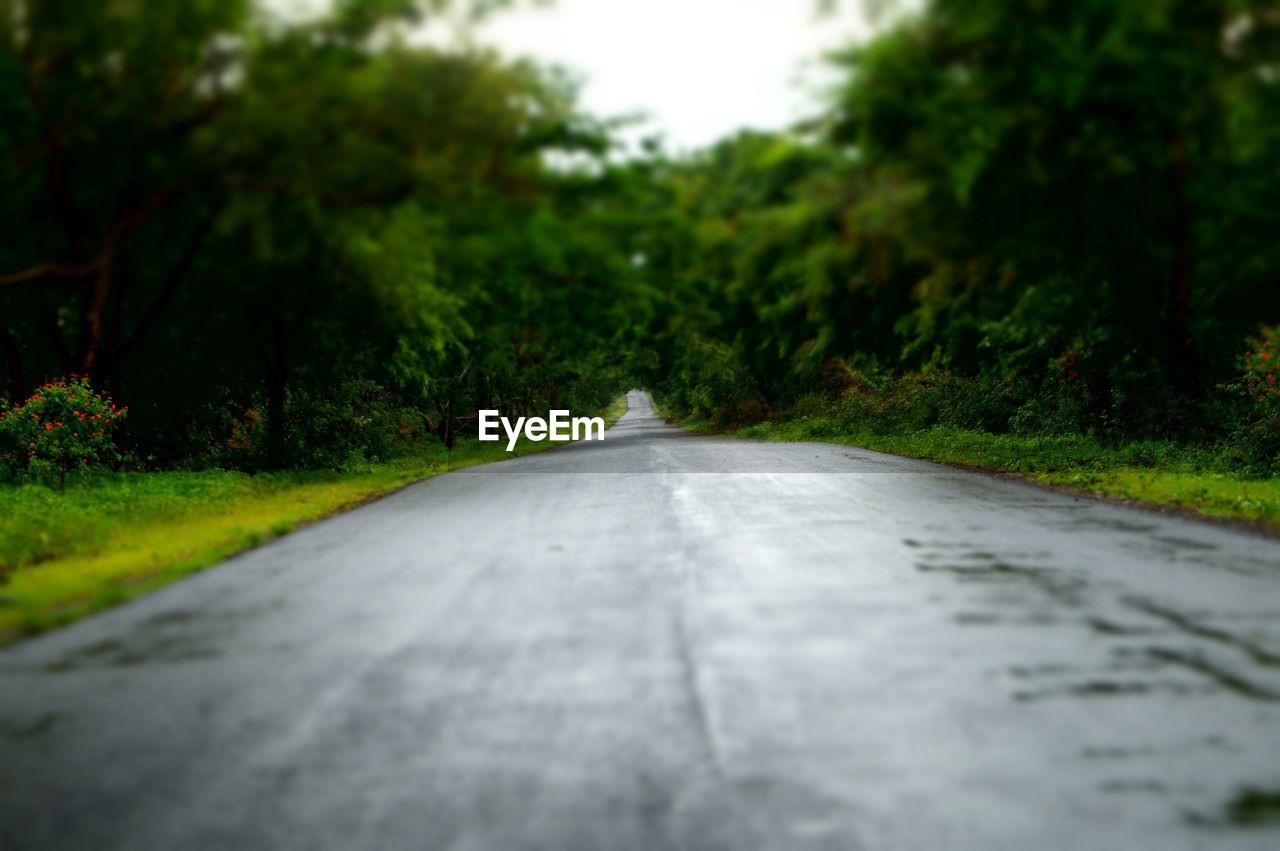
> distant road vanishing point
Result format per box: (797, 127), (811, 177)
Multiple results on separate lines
(2, 390), (1279, 849)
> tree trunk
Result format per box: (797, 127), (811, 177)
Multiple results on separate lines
(0, 327), (23, 402)
(476, 373), (490, 432)
(266, 315), (288, 469)
(438, 394), (456, 451)
(110, 202), (224, 368)
(1168, 134), (1198, 396)
(77, 258), (113, 376)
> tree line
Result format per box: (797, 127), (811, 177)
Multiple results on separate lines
(1, 0), (646, 472)
(636, 0), (1280, 473)
(3, 0), (1280, 478)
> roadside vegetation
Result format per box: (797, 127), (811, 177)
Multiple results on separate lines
(0, 395), (626, 642)
(0, 444), (513, 641)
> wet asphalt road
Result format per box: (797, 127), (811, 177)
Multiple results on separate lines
(2, 389), (1280, 849)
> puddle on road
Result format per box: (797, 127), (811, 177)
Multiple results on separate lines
(0, 712), (62, 741)
(1007, 662), (1074, 678)
(1123, 597), (1280, 668)
(1058, 516), (1163, 535)
(915, 558), (1086, 606)
(1153, 536), (1220, 552)
(953, 611), (1059, 627)
(1080, 736), (1235, 762)
(1133, 648), (1280, 702)
(905, 537), (1280, 833)
(1012, 678), (1210, 703)
(1101, 779), (1169, 794)
(1088, 618), (1159, 637)
(43, 601), (283, 672)
(45, 632), (218, 671)
(907, 537), (1280, 702)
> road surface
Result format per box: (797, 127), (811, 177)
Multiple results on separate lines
(2, 390), (1280, 849)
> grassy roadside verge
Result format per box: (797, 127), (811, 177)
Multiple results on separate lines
(662, 409), (1280, 532)
(0, 395), (630, 643)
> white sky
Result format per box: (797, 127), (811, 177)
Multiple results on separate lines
(469, 0), (871, 152)
(269, 0), (875, 153)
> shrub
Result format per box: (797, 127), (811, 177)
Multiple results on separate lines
(0, 377), (127, 486)
(184, 380), (436, 472)
(1242, 325), (1280, 404)
(661, 340), (769, 425)
(831, 369), (1018, 435)
(286, 380), (433, 470)
(1230, 326), (1280, 475)
(185, 401), (269, 471)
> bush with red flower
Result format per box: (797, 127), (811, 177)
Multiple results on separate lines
(1231, 326), (1280, 475)
(1242, 326), (1280, 404)
(0, 378), (127, 486)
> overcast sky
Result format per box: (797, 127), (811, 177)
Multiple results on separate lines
(271, 0), (874, 152)
(464, 0), (872, 152)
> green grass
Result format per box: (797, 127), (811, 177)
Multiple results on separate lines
(669, 413), (1280, 531)
(0, 395), (630, 643)
(599, 393), (629, 429)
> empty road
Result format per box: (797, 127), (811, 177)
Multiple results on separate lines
(2, 390), (1280, 849)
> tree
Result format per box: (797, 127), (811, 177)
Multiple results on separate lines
(831, 0), (1280, 394)
(0, 0), (638, 467)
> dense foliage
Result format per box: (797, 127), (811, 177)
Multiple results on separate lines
(0, 0), (639, 473)
(3, 0), (1280, 482)
(641, 0), (1280, 473)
